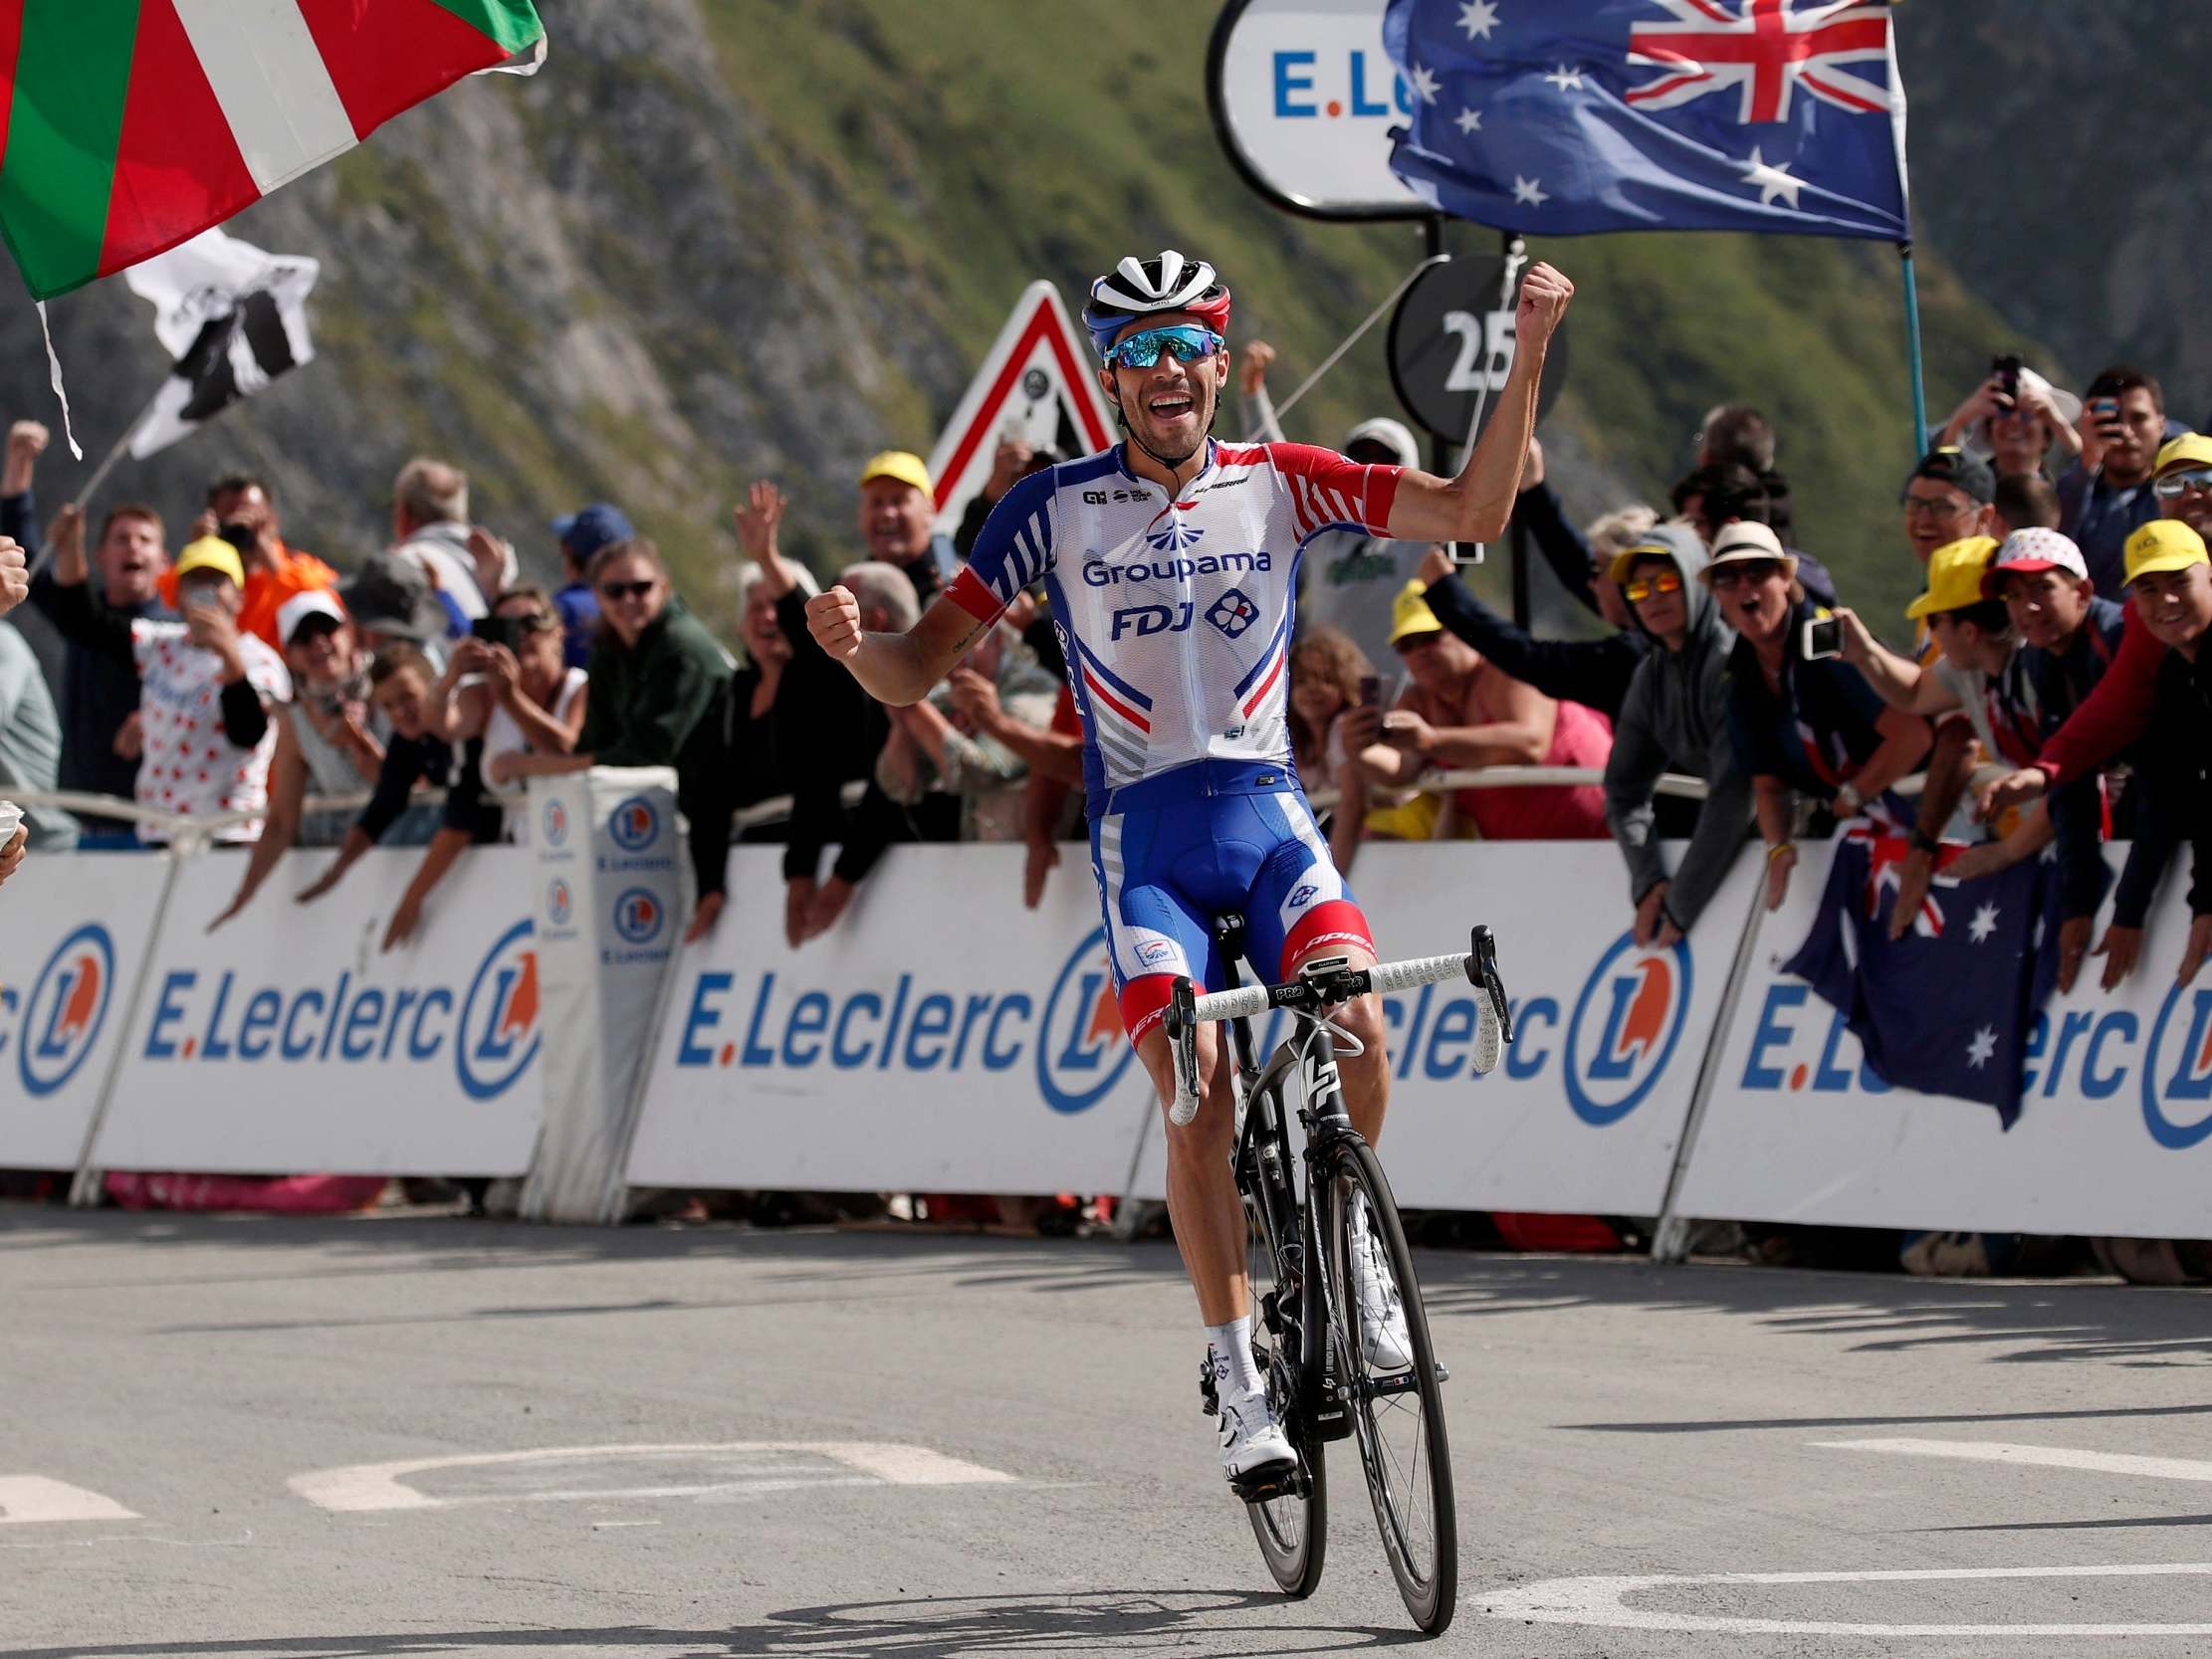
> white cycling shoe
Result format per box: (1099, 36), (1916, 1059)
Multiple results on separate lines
(1216, 1381), (1297, 1486)
(1350, 1200), (1414, 1372)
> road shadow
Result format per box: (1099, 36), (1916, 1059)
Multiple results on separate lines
(2, 1588), (1430, 1658)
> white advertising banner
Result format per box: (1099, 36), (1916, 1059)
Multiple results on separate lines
(626, 846), (1157, 1196)
(1673, 842), (2212, 1239)
(1209, 0), (1428, 218)
(522, 770), (683, 1222)
(1127, 841), (1765, 1213)
(0, 855), (176, 1169)
(92, 848), (543, 1175)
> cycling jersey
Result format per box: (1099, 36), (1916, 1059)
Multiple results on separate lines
(950, 439), (1400, 1040)
(950, 440), (1402, 807)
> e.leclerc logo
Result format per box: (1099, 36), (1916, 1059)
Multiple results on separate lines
(14, 925), (114, 1097)
(613, 888), (665, 946)
(1035, 927), (1136, 1115)
(542, 796), (569, 848)
(2140, 980), (2212, 1149)
(137, 922), (541, 1102)
(608, 796), (659, 853)
(1563, 933), (1690, 1127)
(671, 927), (1136, 1116)
(546, 878), (573, 929)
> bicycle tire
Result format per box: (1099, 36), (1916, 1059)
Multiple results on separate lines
(1325, 1139), (1456, 1634)
(1240, 1085), (1325, 1597)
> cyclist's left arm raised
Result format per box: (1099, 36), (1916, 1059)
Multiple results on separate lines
(1380, 262), (1573, 547)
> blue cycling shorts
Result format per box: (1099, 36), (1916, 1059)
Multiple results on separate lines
(1087, 760), (1376, 1045)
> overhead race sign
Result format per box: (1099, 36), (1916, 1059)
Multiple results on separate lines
(1208, 0), (1429, 220)
(1388, 254), (1571, 446)
(927, 281), (1114, 537)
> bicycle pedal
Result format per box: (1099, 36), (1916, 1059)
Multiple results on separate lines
(1229, 1458), (1304, 1503)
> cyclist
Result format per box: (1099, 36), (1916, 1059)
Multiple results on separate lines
(807, 249), (1572, 1489)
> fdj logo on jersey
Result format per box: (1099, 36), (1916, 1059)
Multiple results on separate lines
(608, 796), (659, 852)
(8, 925), (114, 1097)
(613, 888), (664, 945)
(1563, 933), (1691, 1126)
(137, 921), (541, 1102)
(1207, 587), (1260, 639)
(672, 928), (1138, 1116)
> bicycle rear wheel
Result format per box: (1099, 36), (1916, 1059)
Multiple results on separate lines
(1325, 1139), (1456, 1634)
(1240, 1089), (1325, 1596)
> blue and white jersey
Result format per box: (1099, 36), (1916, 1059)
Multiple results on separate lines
(948, 439), (1402, 810)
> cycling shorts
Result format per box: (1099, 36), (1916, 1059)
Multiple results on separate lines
(1088, 759), (1377, 1045)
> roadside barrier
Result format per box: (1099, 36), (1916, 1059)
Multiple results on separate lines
(3, 771), (2199, 1243)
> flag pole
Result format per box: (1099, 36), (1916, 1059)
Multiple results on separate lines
(1898, 241), (1928, 455)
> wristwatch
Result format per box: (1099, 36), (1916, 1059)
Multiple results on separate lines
(1908, 827), (1941, 858)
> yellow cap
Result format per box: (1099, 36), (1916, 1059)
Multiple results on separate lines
(1387, 579), (1443, 647)
(2123, 518), (2210, 585)
(859, 450), (933, 497)
(1904, 535), (2000, 620)
(172, 536), (245, 590)
(2155, 433), (2212, 475)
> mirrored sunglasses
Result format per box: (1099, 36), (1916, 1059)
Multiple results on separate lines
(1106, 324), (1224, 370)
(2152, 469), (2212, 499)
(1623, 570), (1684, 604)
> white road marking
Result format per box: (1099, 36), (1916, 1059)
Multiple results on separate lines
(290, 1441), (1016, 1512)
(1817, 1437), (2212, 1483)
(1484, 1562), (2212, 1637)
(0, 1477), (139, 1525)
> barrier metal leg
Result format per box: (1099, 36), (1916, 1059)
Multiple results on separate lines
(1109, 1094), (1164, 1244)
(67, 846), (187, 1207)
(1651, 876), (1770, 1264)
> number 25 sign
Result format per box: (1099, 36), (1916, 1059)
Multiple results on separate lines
(1387, 255), (1570, 446)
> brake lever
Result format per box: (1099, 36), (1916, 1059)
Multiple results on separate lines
(1166, 975), (1202, 1126)
(1469, 924), (1515, 1046)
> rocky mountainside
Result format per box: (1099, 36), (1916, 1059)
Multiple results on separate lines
(0, 0), (2195, 653)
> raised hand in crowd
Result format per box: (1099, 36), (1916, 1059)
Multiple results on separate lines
(184, 591), (247, 684)
(2179, 916), (2212, 989)
(46, 503), (86, 584)
(1237, 337), (1276, 401)
(983, 437), (1034, 506)
(0, 533), (25, 617)
(465, 525), (512, 602)
(0, 822), (23, 889)
(1418, 542), (1455, 587)
(3, 419), (47, 495)
(2093, 923), (2143, 992)
(1936, 377), (2006, 447)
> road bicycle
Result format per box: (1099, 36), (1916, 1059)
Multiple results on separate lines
(1166, 921), (1512, 1637)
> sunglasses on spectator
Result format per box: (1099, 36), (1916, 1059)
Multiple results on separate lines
(498, 608), (560, 632)
(1902, 493), (1972, 518)
(1709, 560), (1782, 589)
(598, 579), (656, 600)
(2153, 469), (2212, 499)
(1105, 324), (1224, 370)
(1623, 570), (1684, 603)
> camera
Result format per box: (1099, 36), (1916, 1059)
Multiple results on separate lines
(1990, 352), (2022, 407)
(471, 614), (521, 652)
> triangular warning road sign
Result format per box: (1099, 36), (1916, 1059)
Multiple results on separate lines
(927, 281), (1115, 535)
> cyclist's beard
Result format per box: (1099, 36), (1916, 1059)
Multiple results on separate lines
(1115, 382), (1218, 474)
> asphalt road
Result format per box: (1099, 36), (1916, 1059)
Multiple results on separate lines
(4, 1206), (2211, 1657)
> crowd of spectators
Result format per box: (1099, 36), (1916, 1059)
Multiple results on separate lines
(2, 329), (2210, 1273)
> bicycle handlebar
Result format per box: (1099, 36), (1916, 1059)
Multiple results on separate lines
(1164, 928), (1511, 1127)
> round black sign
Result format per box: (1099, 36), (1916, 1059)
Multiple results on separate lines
(1388, 255), (1570, 448)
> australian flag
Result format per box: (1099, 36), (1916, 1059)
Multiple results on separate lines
(1785, 829), (2064, 1127)
(1382, 0), (1909, 241)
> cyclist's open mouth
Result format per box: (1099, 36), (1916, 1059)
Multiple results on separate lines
(1148, 394), (1195, 418)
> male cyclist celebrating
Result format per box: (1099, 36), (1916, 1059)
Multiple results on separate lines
(808, 250), (1572, 1490)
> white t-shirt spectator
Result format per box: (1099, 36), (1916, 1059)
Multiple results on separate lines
(132, 619), (291, 842)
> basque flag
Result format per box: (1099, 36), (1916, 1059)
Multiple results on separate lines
(1381, 0), (1909, 241)
(1784, 829), (2063, 1127)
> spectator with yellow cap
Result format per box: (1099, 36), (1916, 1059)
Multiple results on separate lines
(1714, 521), (1929, 912)
(857, 449), (960, 608)
(2109, 519), (2212, 985)
(1344, 579), (1610, 841)
(40, 526), (290, 845)
(2150, 433), (2212, 539)
(1832, 536), (2115, 974)
(1601, 522), (1751, 944)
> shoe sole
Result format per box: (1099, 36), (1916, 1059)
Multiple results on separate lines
(1227, 1455), (1301, 1501)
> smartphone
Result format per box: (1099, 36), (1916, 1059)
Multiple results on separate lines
(470, 614), (520, 651)
(2090, 395), (2122, 438)
(1991, 352), (2022, 406)
(1801, 616), (1842, 662)
(1358, 673), (1384, 710)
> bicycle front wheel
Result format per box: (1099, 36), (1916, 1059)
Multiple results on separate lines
(1241, 1089), (1325, 1596)
(1325, 1139), (1456, 1634)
